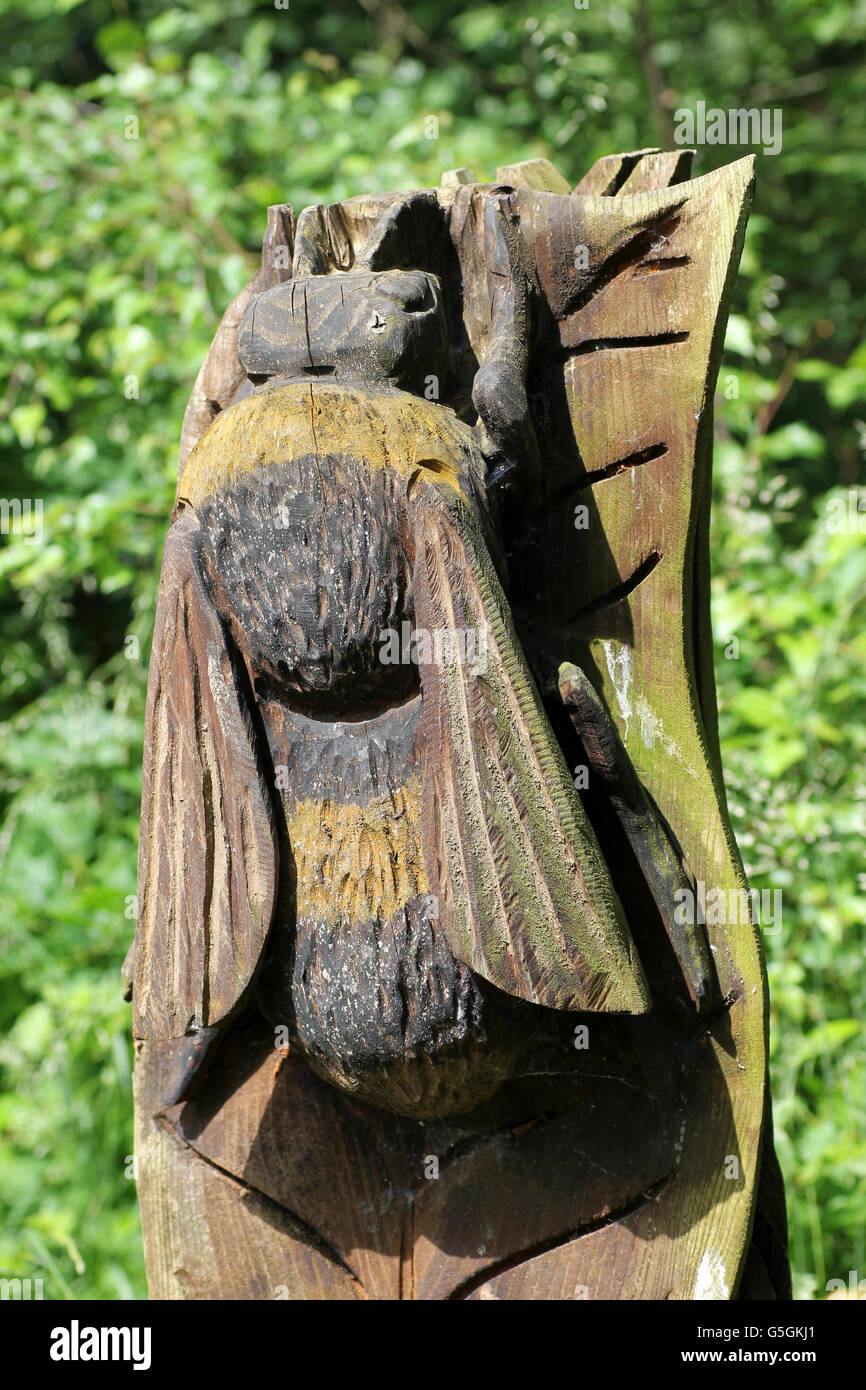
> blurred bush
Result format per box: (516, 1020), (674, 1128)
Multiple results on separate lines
(0, 0), (863, 1300)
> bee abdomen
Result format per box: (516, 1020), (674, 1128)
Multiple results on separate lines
(259, 894), (532, 1119)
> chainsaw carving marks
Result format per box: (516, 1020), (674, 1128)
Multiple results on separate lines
(131, 151), (789, 1301)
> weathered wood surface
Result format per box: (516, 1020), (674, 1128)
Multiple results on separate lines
(177, 203), (295, 474)
(132, 151), (789, 1300)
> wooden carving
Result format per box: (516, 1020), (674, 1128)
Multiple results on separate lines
(128, 151), (789, 1300)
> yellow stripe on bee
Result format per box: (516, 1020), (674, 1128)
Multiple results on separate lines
(287, 778), (430, 926)
(179, 382), (475, 506)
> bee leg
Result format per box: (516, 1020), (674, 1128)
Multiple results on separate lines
(159, 1025), (223, 1108)
(558, 661), (721, 1017)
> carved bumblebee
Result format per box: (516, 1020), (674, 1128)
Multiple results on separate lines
(131, 191), (716, 1119)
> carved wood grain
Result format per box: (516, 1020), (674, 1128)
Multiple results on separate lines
(133, 152), (786, 1301)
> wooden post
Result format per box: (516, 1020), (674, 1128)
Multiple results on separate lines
(129, 152), (789, 1301)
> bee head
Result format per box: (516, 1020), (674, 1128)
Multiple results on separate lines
(238, 268), (448, 395)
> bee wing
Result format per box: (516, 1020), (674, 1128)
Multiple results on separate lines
(410, 481), (650, 1014)
(133, 511), (277, 1041)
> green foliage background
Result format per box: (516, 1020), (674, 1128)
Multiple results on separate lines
(0, 0), (863, 1301)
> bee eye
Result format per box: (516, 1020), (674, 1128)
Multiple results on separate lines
(369, 312), (387, 333)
